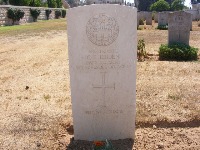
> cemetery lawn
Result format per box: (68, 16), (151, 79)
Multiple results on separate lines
(0, 19), (66, 36)
(0, 19), (199, 149)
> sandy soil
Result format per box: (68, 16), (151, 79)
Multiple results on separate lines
(0, 22), (200, 149)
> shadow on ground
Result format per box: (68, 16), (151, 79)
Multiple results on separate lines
(66, 138), (134, 150)
(66, 124), (134, 150)
(136, 117), (200, 128)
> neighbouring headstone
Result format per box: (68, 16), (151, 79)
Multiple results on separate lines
(154, 12), (158, 23)
(158, 11), (169, 26)
(145, 12), (152, 25)
(67, 4), (137, 141)
(137, 11), (152, 25)
(168, 11), (192, 45)
(137, 11), (140, 27)
(137, 11), (144, 25)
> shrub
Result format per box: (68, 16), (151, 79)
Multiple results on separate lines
(157, 24), (168, 30)
(41, 2), (48, 7)
(30, 8), (41, 22)
(9, 0), (31, 6)
(55, 10), (61, 19)
(137, 27), (143, 30)
(62, 9), (66, 18)
(152, 12), (155, 20)
(3, 0), (7, 3)
(29, 0), (42, 7)
(159, 43), (198, 61)
(150, 0), (170, 11)
(47, 0), (57, 8)
(137, 39), (147, 61)
(139, 19), (144, 25)
(171, 0), (185, 11)
(45, 9), (52, 20)
(7, 8), (25, 25)
(56, 0), (62, 8)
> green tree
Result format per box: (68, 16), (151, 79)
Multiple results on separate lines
(2, 0), (8, 4)
(29, 0), (42, 7)
(47, 0), (57, 8)
(9, 0), (31, 6)
(150, 0), (170, 11)
(7, 8), (25, 24)
(56, 0), (62, 8)
(171, 0), (185, 10)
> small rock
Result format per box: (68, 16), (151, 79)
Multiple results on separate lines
(36, 142), (41, 147)
(25, 86), (29, 90)
(157, 143), (164, 149)
(153, 125), (157, 129)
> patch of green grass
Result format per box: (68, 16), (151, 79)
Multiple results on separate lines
(0, 19), (67, 36)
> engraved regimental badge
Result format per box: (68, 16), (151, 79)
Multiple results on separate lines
(86, 13), (119, 46)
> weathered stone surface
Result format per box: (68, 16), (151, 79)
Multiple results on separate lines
(145, 12), (152, 25)
(168, 11), (192, 45)
(67, 4), (137, 141)
(185, 9), (200, 21)
(154, 12), (158, 23)
(137, 11), (152, 25)
(158, 11), (169, 26)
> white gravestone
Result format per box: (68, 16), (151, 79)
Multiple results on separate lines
(137, 11), (152, 25)
(67, 4), (137, 141)
(154, 12), (158, 23)
(168, 11), (192, 45)
(145, 12), (152, 25)
(158, 11), (169, 26)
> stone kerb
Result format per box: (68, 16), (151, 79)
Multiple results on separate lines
(0, 5), (65, 26)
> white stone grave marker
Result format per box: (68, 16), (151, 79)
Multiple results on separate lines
(168, 11), (192, 45)
(67, 4), (137, 141)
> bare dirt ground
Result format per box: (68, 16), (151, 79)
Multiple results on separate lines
(0, 20), (200, 150)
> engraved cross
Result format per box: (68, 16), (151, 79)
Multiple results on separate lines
(92, 72), (115, 106)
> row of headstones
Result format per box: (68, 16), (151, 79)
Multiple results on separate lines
(0, 6), (62, 26)
(137, 11), (194, 29)
(137, 11), (152, 26)
(185, 9), (200, 20)
(157, 11), (193, 32)
(67, 5), (192, 141)
(137, 11), (168, 26)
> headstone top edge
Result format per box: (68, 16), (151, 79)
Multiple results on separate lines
(67, 4), (137, 12)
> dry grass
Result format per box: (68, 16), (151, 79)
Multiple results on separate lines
(0, 19), (199, 149)
(136, 61), (200, 126)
